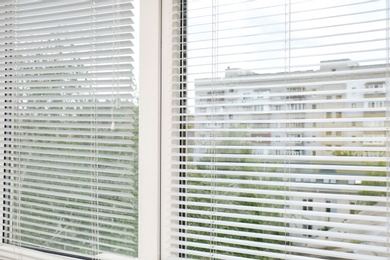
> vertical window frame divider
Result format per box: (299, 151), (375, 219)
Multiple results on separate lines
(139, 0), (162, 259)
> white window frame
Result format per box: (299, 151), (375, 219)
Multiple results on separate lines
(139, 0), (163, 259)
(0, 0), (163, 260)
(6, 0), (389, 259)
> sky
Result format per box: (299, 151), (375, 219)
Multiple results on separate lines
(185, 0), (387, 81)
(171, 0), (387, 112)
(130, 0), (387, 105)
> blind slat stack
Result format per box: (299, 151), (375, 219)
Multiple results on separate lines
(171, 0), (390, 259)
(0, 0), (137, 258)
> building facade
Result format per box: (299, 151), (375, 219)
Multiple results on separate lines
(189, 60), (387, 253)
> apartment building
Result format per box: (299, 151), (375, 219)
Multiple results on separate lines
(190, 60), (386, 249)
(193, 60), (385, 157)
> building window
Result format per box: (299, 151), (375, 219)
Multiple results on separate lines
(368, 101), (384, 108)
(366, 82), (384, 90)
(363, 134), (385, 145)
(289, 103), (304, 110)
(255, 105), (264, 111)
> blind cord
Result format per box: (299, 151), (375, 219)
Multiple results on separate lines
(386, 1), (390, 259)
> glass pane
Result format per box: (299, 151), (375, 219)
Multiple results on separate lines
(1, 0), (139, 258)
(174, 0), (389, 259)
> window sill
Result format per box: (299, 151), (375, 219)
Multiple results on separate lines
(97, 252), (137, 260)
(0, 245), (74, 260)
(0, 245), (137, 260)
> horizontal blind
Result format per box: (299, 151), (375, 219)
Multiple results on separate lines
(171, 0), (390, 259)
(0, 0), (137, 258)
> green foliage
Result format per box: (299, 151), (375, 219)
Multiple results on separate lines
(332, 151), (386, 206)
(331, 151), (359, 157)
(183, 141), (287, 259)
(7, 85), (139, 257)
(359, 161), (386, 198)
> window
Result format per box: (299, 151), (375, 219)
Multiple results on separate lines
(1, 0), (138, 259)
(2, 0), (390, 260)
(363, 134), (385, 145)
(368, 101), (384, 108)
(303, 199), (313, 211)
(254, 105), (263, 111)
(366, 82), (385, 92)
(167, 0), (390, 259)
(364, 121), (385, 127)
(326, 200), (337, 213)
(289, 103), (304, 110)
(303, 225), (313, 238)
